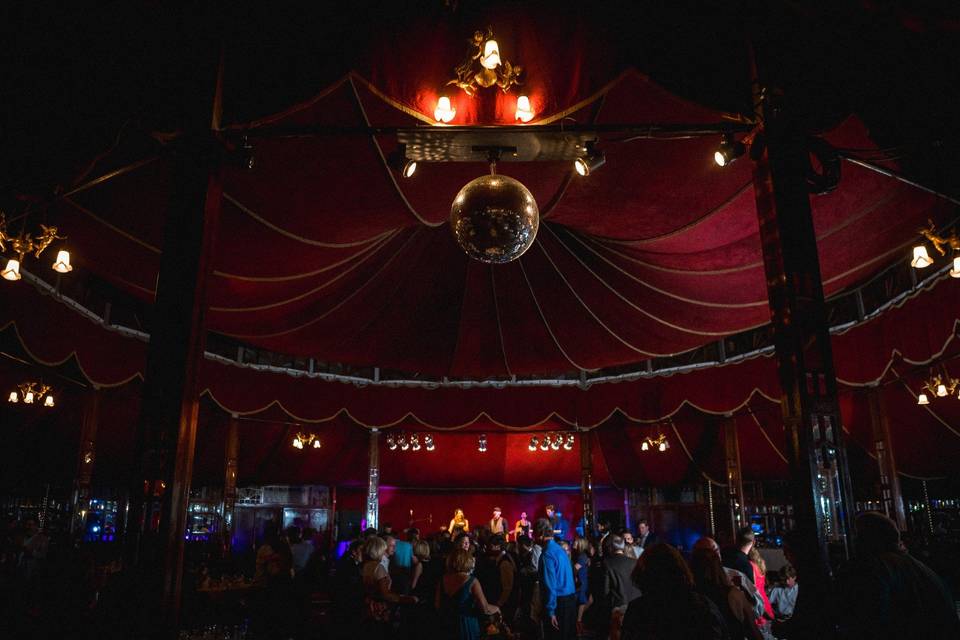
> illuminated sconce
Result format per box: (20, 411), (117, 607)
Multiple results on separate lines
(480, 39), (501, 70)
(7, 391), (18, 403)
(937, 383), (948, 397)
(411, 434), (422, 451)
(478, 434), (488, 452)
(563, 434), (575, 451)
(292, 432), (320, 451)
(387, 434), (397, 450)
(917, 393), (929, 406)
(951, 256), (960, 278)
(529, 437), (538, 451)
(424, 434), (435, 451)
(911, 245), (933, 269)
(434, 96), (456, 123)
(641, 440), (649, 451)
(1, 258), (21, 281)
(539, 437), (549, 451)
(52, 250), (73, 274)
(515, 95), (534, 123)
(24, 390), (35, 404)
(400, 434), (410, 451)
(292, 436), (304, 449)
(44, 395), (55, 407)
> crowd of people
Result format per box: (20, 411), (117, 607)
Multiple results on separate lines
(320, 508), (959, 640)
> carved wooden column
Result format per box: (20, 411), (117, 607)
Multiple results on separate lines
(751, 85), (855, 590)
(579, 429), (596, 540)
(222, 415), (240, 541)
(70, 388), (101, 537)
(867, 387), (906, 529)
(366, 428), (380, 531)
(723, 416), (747, 540)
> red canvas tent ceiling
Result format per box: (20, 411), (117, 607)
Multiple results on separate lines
(51, 69), (950, 378)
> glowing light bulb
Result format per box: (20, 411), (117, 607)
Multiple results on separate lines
(641, 440), (649, 451)
(911, 245), (933, 268)
(1, 258), (21, 281)
(44, 395), (54, 407)
(951, 256), (960, 278)
(480, 39), (501, 69)
(659, 441), (667, 452)
(434, 96), (456, 123)
(529, 437), (538, 451)
(7, 391), (17, 403)
(937, 383), (948, 397)
(515, 95), (534, 123)
(917, 393), (929, 406)
(52, 250), (73, 273)
(24, 391), (35, 404)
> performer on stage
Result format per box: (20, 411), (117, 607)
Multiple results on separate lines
(513, 511), (531, 541)
(489, 507), (507, 536)
(448, 508), (470, 535)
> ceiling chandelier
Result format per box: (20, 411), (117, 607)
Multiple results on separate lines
(910, 219), (960, 277)
(641, 433), (670, 453)
(528, 432), (575, 452)
(916, 367), (960, 405)
(386, 431), (435, 452)
(0, 212), (73, 282)
(291, 432), (321, 450)
(436, 27), (533, 123)
(7, 382), (55, 407)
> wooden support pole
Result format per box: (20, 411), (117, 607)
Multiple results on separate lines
(71, 388), (101, 538)
(222, 415), (240, 544)
(579, 429), (596, 541)
(366, 429), (380, 532)
(867, 388), (907, 530)
(723, 416), (747, 541)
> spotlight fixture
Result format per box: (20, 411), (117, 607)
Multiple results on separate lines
(0, 213), (73, 282)
(7, 382), (53, 407)
(911, 219), (960, 272)
(386, 431), (435, 452)
(530, 432), (575, 452)
(478, 434), (488, 453)
(434, 96), (456, 123)
(918, 367), (960, 405)
(714, 134), (746, 167)
(401, 159), (418, 178)
(291, 432), (321, 450)
(641, 433), (669, 453)
(390, 145), (419, 178)
(574, 142), (605, 177)
(515, 95), (535, 123)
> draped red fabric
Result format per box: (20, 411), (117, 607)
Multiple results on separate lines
(48, 69), (951, 377)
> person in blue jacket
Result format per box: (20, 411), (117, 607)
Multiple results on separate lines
(536, 518), (577, 639)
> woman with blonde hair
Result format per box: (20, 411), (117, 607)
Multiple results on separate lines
(748, 547), (775, 636)
(437, 547), (500, 639)
(448, 508), (470, 535)
(360, 536), (418, 637)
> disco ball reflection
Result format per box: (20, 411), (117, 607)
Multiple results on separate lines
(449, 174), (539, 263)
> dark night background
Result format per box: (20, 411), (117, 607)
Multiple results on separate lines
(3, 0), (959, 207)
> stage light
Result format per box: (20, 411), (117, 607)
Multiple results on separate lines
(917, 393), (929, 406)
(401, 160), (418, 178)
(52, 250), (72, 274)
(529, 437), (538, 451)
(714, 135), (745, 167)
(480, 39), (501, 69)
(478, 434), (488, 452)
(515, 95), (534, 123)
(911, 245), (933, 268)
(1, 258), (21, 281)
(574, 143), (605, 177)
(434, 96), (456, 123)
